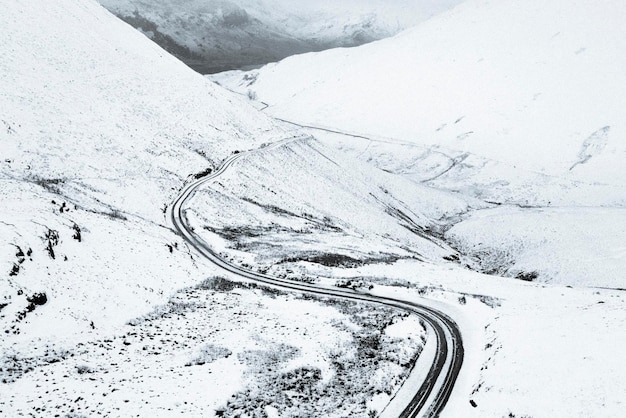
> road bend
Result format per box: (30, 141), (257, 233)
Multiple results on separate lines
(168, 136), (464, 417)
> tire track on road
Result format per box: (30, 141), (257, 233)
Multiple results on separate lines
(169, 136), (464, 417)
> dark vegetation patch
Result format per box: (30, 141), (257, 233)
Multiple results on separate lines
(185, 344), (232, 367)
(44, 228), (59, 259)
(27, 292), (47, 306)
(204, 224), (297, 241)
(193, 167), (213, 180)
(278, 252), (402, 268)
(515, 271), (539, 282)
(9, 263), (20, 277)
(14, 292), (48, 323)
(335, 279), (374, 291)
(72, 223), (82, 242)
(30, 177), (65, 194)
(0, 347), (71, 384)
(121, 273), (425, 417)
(95, 208), (127, 221)
(117, 13), (202, 61)
(218, 295), (421, 418)
(197, 276), (243, 292)
(443, 254), (460, 262)
(240, 197), (342, 232)
(8, 245), (33, 277)
(75, 364), (95, 375)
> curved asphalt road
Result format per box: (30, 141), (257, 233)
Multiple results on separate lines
(168, 136), (464, 417)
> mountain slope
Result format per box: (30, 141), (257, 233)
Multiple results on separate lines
(1, 0), (288, 334)
(98, 0), (462, 73)
(3, 1), (626, 417)
(1, 1), (472, 415)
(214, 0), (626, 206)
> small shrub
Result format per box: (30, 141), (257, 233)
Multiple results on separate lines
(443, 254), (460, 262)
(76, 364), (94, 374)
(186, 345), (232, 366)
(27, 293), (47, 306)
(516, 271), (539, 282)
(193, 167), (213, 180)
(72, 223), (82, 242)
(9, 263), (19, 277)
(198, 276), (238, 292)
(44, 228), (59, 259)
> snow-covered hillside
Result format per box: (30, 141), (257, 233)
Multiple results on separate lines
(3, 0), (626, 417)
(213, 0), (626, 206)
(1, 0), (286, 335)
(213, 0), (626, 289)
(0, 0), (467, 415)
(99, 0), (462, 73)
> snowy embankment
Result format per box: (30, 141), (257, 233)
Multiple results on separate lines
(1, 0), (286, 339)
(446, 206), (626, 288)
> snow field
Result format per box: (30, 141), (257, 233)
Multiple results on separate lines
(2, 276), (426, 417)
(445, 206), (626, 288)
(346, 260), (626, 418)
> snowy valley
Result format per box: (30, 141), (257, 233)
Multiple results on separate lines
(2, 0), (626, 417)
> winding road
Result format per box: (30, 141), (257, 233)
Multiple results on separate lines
(168, 136), (464, 418)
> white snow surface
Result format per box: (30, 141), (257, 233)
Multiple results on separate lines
(446, 206), (626, 288)
(0, 0), (291, 336)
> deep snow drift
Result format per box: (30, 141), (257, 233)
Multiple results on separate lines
(99, 0), (462, 73)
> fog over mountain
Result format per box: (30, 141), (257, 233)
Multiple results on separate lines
(99, 0), (461, 73)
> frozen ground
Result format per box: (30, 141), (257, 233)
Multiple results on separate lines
(179, 135), (626, 417)
(1, 275), (425, 417)
(348, 262), (626, 418)
(212, 0), (626, 289)
(445, 206), (626, 289)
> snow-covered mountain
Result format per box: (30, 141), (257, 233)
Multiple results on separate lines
(2, 0), (626, 417)
(98, 0), (462, 73)
(1, 0), (469, 415)
(214, 0), (626, 206)
(213, 0), (626, 288)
